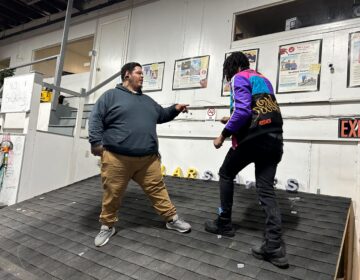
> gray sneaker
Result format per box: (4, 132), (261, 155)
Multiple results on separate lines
(166, 214), (191, 233)
(94, 225), (116, 247)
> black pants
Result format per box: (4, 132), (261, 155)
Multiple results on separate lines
(219, 133), (283, 247)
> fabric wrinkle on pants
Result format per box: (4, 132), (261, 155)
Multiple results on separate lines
(100, 150), (177, 226)
(219, 133), (284, 246)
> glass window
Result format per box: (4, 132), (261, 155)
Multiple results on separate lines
(32, 36), (94, 78)
(233, 0), (360, 41)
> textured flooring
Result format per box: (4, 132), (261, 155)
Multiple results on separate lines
(0, 176), (351, 280)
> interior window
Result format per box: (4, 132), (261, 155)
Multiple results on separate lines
(233, 0), (360, 41)
(32, 36), (94, 78)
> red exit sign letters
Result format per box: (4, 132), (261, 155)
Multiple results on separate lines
(338, 118), (360, 138)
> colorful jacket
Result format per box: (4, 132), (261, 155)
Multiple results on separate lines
(222, 69), (283, 144)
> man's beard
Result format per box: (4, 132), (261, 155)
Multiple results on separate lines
(130, 80), (142, 91)
(135, 84), (143, 91)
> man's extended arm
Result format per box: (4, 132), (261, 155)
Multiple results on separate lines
(156, 103), (189, 124)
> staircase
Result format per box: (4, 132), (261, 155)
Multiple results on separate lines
(48, 104), (94, 137)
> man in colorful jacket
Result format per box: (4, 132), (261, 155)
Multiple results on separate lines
(204, 52), (288, 268)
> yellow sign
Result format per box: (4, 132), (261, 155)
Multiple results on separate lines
(40, 89), (52, 102)
(172, 167), (183, 177)
(161, 164), (166, 176)
(186, 168), (198, 179)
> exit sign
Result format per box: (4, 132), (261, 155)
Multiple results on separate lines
(338, 118), (360, 138)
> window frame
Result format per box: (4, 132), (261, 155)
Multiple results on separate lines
(31, 35), (95, 78)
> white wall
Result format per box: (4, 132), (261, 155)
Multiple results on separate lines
(37, 103), (51, 131)
(17, 131), (99, 202)
(73, 137), (101, 182)
(126, 1), (360, 185)
(17, 132), (74, 201)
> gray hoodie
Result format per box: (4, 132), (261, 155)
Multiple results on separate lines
(88, 85), (179, 156)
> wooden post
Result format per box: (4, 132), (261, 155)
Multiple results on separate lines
(335, 202), (355, 280)
(344, 203), (355, 280)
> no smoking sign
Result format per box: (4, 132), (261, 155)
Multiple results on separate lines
(205, 108), (216, 121)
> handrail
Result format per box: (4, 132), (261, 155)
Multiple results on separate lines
(0, 61), (120, 99)
(42, 82), (82, 97)
(0, 55), (59, 73)
(84, 69), (121, 96)
(40, 69), (122, 98)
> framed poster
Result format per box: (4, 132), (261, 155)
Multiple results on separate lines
(347, 31), (360, 88)
(172, 55), (209, 90)
(277, 39), (322, 93)
(142, 62), (165, 92)
(221, 49), (259, 97)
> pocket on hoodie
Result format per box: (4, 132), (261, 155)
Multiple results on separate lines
(104, 129), (131, 145)
(117, 130), (131, 144)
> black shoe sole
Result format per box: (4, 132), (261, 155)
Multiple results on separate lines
(252, 250), (289, 268)
(204, 227), (235, 237)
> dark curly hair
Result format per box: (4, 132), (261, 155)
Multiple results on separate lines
(120, 62), (142, 81)
(223, 52), (250, 81)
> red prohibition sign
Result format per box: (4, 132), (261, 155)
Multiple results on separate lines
(207, 108), (215, 116)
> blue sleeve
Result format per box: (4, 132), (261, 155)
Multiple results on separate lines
(88, 95), (107, 146)
(156, 103), (180, 124)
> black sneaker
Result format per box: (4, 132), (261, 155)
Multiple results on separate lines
(204, 216), (235, 237)
(251, 242), (289, 268)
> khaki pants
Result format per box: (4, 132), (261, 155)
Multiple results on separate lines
(100, 150), (176, 226)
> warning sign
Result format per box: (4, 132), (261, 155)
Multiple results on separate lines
(205, 108), (216, 121)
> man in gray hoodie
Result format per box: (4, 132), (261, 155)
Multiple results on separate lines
(89, 62), (191, 247)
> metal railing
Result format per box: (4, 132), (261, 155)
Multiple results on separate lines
(0, 55), (59, 96)
(0, 55), (59, 73)
(42, 82), (82, 97)
(0, 54), (121, 99)
(83, 69), (121, 97)
(43, 69), (122, 98)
